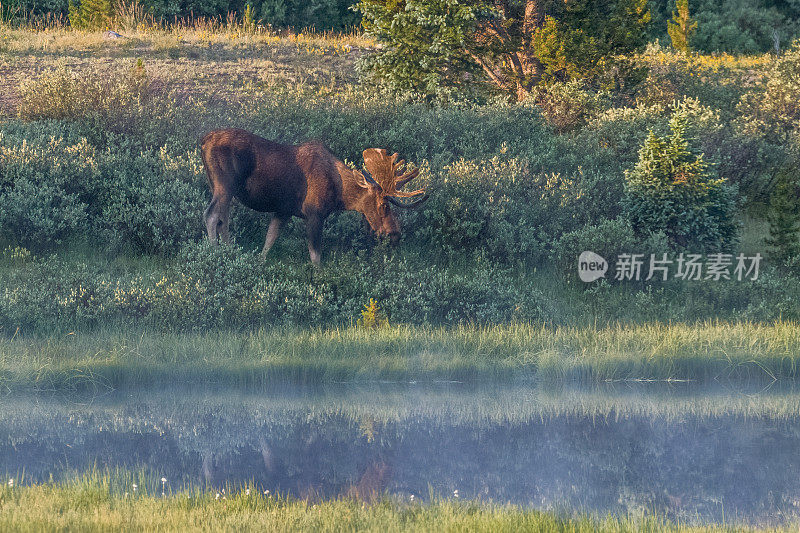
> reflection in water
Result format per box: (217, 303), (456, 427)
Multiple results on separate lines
(1, 382), (800, 525)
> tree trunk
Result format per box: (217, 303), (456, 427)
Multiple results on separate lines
(516, 0), (545, 100)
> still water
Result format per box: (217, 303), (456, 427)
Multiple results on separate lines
(1, 381), (799, 525)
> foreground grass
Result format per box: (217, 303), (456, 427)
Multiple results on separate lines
(0, 481), (787, 532)
(1, 321), (798, 391)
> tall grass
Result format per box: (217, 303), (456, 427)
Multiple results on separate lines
(0, 322), (798, 391)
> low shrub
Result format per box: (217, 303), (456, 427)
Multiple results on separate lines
(18, 63), (152, 123)
(413, 157), (625, 264)
(0, 243), (554, 331)
(0, 127), (206, 253)
(100, 148), (206, 253)
(530, 81), (611, 134)
(0, 131), (100, 250)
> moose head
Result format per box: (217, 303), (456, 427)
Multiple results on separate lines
(355, 148), (428, 244)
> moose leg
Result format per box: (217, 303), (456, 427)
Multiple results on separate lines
(203, 196), (231, 244)
(217, 200), (231, 244)
(305, 215), (323, 266)
(203, 197), (221, 243)
(260, 215), (286, 261)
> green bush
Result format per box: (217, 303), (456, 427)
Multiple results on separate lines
(622, 109), (739, 250)
(552, 218), (671, 284)
(412, 157), (625, 264)
(100, 149), (206, 254)
(0, 125), (206, 254)
(18, 64), (152, 123)
(4, 240), (795, 331)
(530, 81), (611, 134)
(0, 131), (102, 250)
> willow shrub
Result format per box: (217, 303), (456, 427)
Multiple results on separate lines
(0, 113), (627, 263)
(0, 124), (206, 253)
(0, 243), (553, 331)
(738, 41), (800, 143)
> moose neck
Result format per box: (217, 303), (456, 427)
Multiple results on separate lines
(336, 161), (375, 215)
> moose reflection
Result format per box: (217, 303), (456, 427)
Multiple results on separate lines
(200, 129), (428, 265)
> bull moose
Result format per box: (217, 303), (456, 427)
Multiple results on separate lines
(200, 129), (427, 265)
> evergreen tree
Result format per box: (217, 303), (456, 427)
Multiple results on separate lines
(623, 110), (738, 250)
(765, 168), (800, 263)
(667, 0), (697, 54)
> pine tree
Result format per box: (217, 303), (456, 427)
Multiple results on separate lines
(668, 0), (697, 54)
(765, 168), (800, 263)
(623, 110), (738, 250)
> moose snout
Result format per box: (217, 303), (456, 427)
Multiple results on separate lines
(389, 231), (400, 245)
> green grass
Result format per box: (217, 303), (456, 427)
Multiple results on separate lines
(0, 478), (789, 532)
(1, 321), (798, 392)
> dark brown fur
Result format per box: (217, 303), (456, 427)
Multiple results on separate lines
(200, 129), (426, 265)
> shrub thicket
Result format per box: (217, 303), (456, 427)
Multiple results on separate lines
(3, 42), (799, 329)
(0, 243), (553, 330)
(738, 42), (800, 142)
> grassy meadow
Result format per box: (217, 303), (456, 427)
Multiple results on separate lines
(0, 24), (798, 376)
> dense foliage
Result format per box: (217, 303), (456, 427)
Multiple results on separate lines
(648, 0), (800, 53)
(7, 0), (800, 54)
(356, 0), (651, 100)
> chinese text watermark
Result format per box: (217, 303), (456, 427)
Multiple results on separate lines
(579, 252), (762, 282)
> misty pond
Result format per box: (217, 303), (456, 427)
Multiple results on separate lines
(2, 381), (800, 526)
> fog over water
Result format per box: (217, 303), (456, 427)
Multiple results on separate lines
(2, 381), (799, 525)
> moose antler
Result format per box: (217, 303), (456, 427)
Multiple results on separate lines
(362, 149), (426, 202)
